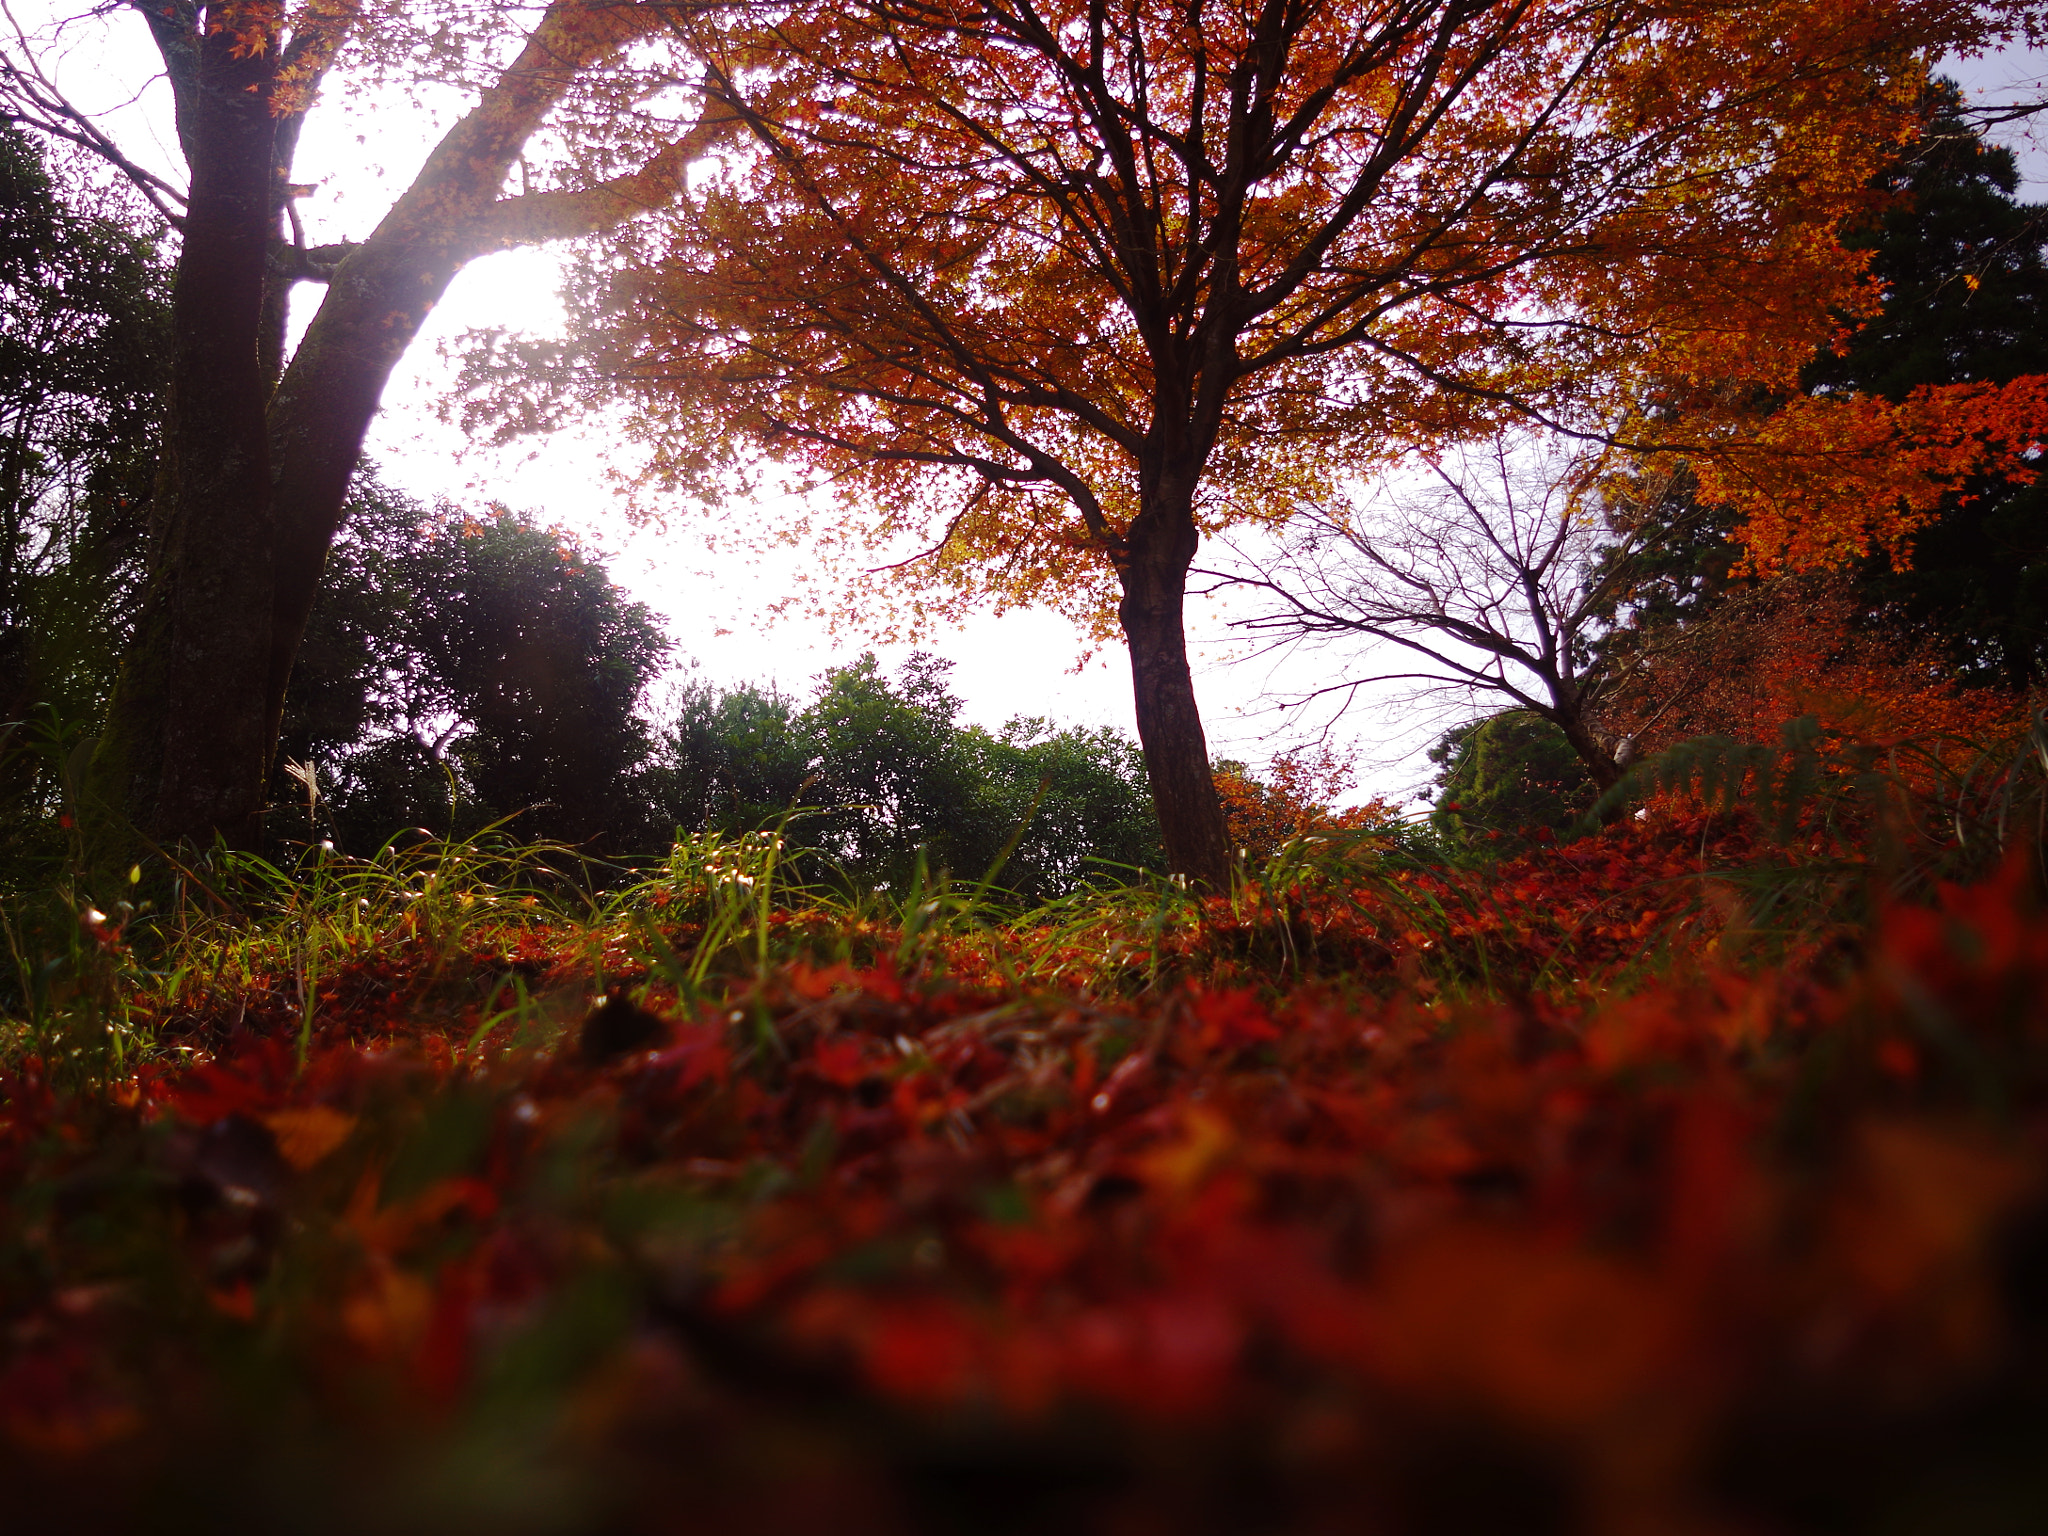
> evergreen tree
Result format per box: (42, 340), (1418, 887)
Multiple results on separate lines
(794, 654), (990, 885)
(1808, 80), (2048, 689)
(1582, 82), (2048, 750)
(652, 678), (814, 839)
(0, 127), (168, 875)
(0, 125), (168, 725)
(968, 719), (1162, 895)
(1425, 714), (1599, 848)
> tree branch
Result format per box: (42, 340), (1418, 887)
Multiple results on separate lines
(0, 2), (190, 227)
(457, 100), (740, 257)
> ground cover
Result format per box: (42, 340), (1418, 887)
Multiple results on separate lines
(3, 775), (2047, 1535)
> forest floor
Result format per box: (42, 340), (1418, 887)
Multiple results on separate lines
(3, 809), (2046, 1535)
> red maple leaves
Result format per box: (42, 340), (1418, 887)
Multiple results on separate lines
(2, 825), (2044, 1528)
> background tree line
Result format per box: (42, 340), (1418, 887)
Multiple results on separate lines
(282, 479), (1170, 898)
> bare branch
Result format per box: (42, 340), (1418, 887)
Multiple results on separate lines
(1206, 430), (1639, 783)
(0, 1), (189, 227)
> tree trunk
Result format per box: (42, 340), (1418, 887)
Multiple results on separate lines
(261, 235), (472, 760)
(85, 3), (709, 853)
(1117, 475), (1231, 890)
(1552, 705), (1624, 791)
(95, 25), (279, 849)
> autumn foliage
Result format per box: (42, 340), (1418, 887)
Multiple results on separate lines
(10, 4), (2048, 1532)
(5, 794), (2048, 1533)
(538, 0), (2040, 885)
(1605, 574), (2025, 774)
(1213, 746), (1404, 860)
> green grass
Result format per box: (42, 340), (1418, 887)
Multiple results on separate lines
(5, 707), (2045, 1093)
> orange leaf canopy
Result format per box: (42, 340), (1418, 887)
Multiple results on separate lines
(563, 0), (2019, 633)
(1693, 375), (2048, 573)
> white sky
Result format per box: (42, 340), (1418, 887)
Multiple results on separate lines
(16, 7), (2048, 804)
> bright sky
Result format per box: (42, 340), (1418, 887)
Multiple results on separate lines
(16, 7), (2048, 804)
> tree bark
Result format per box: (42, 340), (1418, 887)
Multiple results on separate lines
(87, 0), (713, 853)
(1551, 704), (1624, 791)
(1116, 471), (1231, 891)
(261, 222), (481, 760)
(95, 19), (279, 848)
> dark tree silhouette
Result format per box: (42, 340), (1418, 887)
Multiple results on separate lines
(278, 479), (670, 852)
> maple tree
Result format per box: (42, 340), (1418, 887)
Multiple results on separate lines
(1686, 369), (2048, 575)
(1212, 743), (1401, 859)
(1549, 91), (2048, 761)
(1647, 97), (2048, 579)
(0, 0), (733, 849)
(1223, 82), (2048, 793)
(1595, 570), (2019, 768)
(536, 0), (2028, 886)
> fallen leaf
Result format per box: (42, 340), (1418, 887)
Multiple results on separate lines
(261, 1105), (358, 1170)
